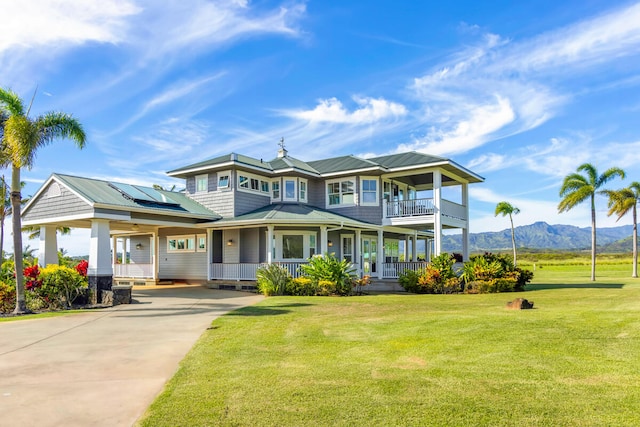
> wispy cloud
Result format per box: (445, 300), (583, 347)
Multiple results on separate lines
(282, 96), (407, 124)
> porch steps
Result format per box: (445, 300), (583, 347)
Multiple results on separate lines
(206, 281), (258, 292)
(367, 278), (405, 293)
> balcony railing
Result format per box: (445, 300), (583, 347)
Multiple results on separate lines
(210, 262), (307, 281)
(384, 198), (467, 222)
(385, 198), (434, 218)
(113, 263), (154, 279)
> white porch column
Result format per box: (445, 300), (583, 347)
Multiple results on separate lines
(88, 219), (112, 303)
(152, 232), (159, 282)
(320, 225), (328, 255)
(112, 236), (117, 265)
(377, 228), (384, 279)
(433, 169), (442, 257)
(403, 235), (409, 262)
(355, 229), (362, 276)
(412, 232), (418, 262)
(266, 225), (274, 264)
(462, 182), (470, 261)
(38, 225), (58, 267)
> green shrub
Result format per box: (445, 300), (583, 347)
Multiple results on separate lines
(256, 264), (291, 296)
(299, 254), (356, 296)
(36, 265), (88, 309)
(0, 280), (16, 313)
(316, 280), (337, 296)
(398, 268), (422, 293)
(286, 277), (317, 296)
(461, 253), (533, 293)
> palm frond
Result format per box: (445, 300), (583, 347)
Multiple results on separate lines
(0, 88), (26, 116)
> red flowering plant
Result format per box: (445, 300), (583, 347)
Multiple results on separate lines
(23, 265), (43, 291)
(75, 260), (88, 277)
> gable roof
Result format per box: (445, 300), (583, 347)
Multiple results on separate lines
(23, 173), (220, 220)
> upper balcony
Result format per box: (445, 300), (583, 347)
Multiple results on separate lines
(382, 198), (467, 228)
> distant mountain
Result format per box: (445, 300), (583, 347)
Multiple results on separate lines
(442, 221), (635, 252)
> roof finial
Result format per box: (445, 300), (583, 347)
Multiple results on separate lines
(277, 137), (288, 158)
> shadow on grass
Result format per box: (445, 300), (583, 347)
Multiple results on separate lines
(225, 305), (307, 316)
(527, 283), (625, 291)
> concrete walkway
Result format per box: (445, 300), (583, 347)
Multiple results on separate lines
(0, 286), (264, 427)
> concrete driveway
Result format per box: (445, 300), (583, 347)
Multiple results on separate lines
(0, 286), (264, 427)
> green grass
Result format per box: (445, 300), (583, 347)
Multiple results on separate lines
(138, 266), (640, 427)
(0, 309), (85, 322)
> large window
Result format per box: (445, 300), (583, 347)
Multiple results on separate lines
(361, 177), (378, 205)
(167, 235), (196, 252)
(327, 178), (355, 207)
(238, 172), (270, 195)
(195, 174), (208, 193)
(284, 179), (296, 201)
(273, 231), (317, 261)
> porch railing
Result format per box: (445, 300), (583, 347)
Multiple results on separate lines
(441, 199), (466, 221)
(385, 198), (434, 218)
(382, 262), (428, 279)
(113, 263), (154, 279)
(210, 262), (308, 281)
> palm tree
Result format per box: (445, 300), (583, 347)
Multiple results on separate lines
(0, 176), (10, 260)
(558, 163), (625, 281)
(22, 225), (72, 240)
(602, 182), (640, 278)
(0, 87), (86, 314)
(494, 201), (520, 266)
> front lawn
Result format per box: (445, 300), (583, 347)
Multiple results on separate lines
(138, 267), (640, 426)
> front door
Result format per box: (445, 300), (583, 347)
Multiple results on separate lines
(362, 237), (377, 274)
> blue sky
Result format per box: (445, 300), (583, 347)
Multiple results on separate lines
(3, 0), (640, 255)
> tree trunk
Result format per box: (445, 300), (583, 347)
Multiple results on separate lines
(633, 205), (638, 278)
(509, 213), (517, 267)
(11, 166), (27, 314)
(590, 195), (596, 282)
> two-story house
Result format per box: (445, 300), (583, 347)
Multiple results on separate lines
(22, 147), (483, 294)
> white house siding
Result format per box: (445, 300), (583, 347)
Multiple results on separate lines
(130, 235), (152, 264)
(240, 228), (260, 263)
(330, 205), (383, 225)
(158, 227), (207, 280)
(23, 182), (92, 222)
(223, 229), (240, 263)
(307, 178), (324, 208)
(189, 191), (234, 218)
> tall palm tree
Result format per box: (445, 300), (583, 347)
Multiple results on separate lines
(602, 182), (640, 278)
(494, 201), (520, 266)
(0, 87), (86, 314)
(0, 176), (10, 259)
(558, 163), (625, 281)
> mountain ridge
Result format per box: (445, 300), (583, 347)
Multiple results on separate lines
(442, 221), (636, 252)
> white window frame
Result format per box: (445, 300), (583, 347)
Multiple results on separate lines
(360, 177), (379, 206)
(195, 174), (208, 193)
(271, 179), (281, 202)
(217, 171), (231, 190)
(167, 235), (196, 253)
(237, 171), (270, 196)
(196, 234), (207, 252)
(283, 177), (297, 202)
(47, 182), (62, 198)
(341, 234), (354, 263)
(273, 231), (317, 262)
(326, 176), (356, 208)
(299, 178), (308, 203)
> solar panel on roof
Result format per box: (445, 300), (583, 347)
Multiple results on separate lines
(137, 186), (179, 204)
(108, 182), (181, 208)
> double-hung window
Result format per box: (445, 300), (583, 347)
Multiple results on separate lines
(299, 179), (307, 203)
(361, 177), (378, 205)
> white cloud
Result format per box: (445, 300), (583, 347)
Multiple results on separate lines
(466, 153), (508, 173)
(0, 0), (140, 52)
(283, 96), (408, 124)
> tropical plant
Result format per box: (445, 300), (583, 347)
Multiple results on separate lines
(398, 253), (460, 294)
(558, 163), (625, 281)
(299, 254), (356, 295)
(0, 87), (86, 313)
(602, 182), (640, 278)
(494, 201), (520, 266)
(256, 263), (291, 296)
(32, 264), (87, 309)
